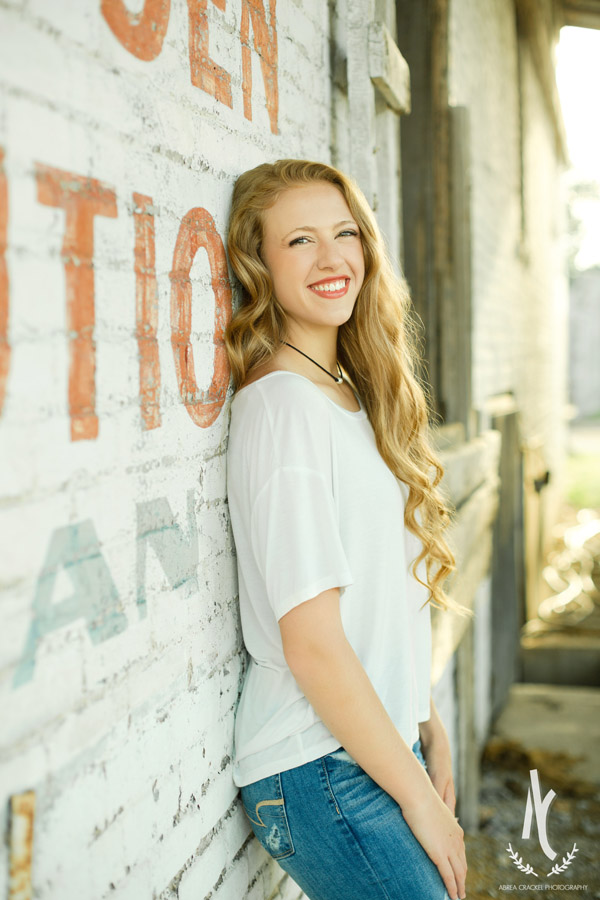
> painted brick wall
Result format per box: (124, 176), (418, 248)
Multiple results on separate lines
(0, 2), (331, 897)
(448, 0), (569, 526)
(449, 0), (525, 416)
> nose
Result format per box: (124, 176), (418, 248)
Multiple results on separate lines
(316, 237), (344, 269)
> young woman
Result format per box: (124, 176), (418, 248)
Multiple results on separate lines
(225, 159), (472, 900)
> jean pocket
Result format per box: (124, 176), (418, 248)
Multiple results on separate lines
(240, 773), (295, 860)
(326, 747), (360, 766)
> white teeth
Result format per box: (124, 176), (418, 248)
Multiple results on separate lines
(311, 279), (347, 293)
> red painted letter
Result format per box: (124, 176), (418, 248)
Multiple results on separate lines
(241, 0), (278, 134)
(36, 165), (117, 442)
(170, 208), (231, 427)
(187, 0), (232, 107)
(0, 148), (9, 416)
(101, 0), (171, 61)
(133, 193), (161, 431)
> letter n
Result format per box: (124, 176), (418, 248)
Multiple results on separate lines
(136, 491), (199, 617)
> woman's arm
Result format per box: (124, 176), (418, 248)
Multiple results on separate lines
(281, 588), (438, 809)
(279, 587), (467, 900)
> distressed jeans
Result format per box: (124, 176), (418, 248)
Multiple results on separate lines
(240, 737), (452, 900)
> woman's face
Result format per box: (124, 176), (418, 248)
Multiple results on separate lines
(260, 182), (365, 336)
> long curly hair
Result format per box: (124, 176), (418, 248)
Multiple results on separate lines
(225, 158), (472, 617)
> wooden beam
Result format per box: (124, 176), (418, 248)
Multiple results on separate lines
(515, 0), (569, 162)
(561, 0), (600, 29)
(368, 21), (411, 113)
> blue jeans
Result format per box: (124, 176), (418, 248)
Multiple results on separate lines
(240, 738), (451, 900)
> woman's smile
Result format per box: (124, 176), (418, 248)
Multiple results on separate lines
(307, 276), (351, 297)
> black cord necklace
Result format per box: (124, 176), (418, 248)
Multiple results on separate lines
(283, 342), (344, 384)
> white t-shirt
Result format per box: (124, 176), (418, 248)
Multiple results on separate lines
(226, 371), (432, 787)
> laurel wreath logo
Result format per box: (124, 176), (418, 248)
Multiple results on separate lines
(546, 843), (579, 876)
(506, 842), (580, 878)
(506, 844), (539, 877)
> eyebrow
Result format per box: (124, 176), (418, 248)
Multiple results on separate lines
(281, 219), (358, 241)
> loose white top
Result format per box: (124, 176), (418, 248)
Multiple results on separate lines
(227, 371), (432, 787)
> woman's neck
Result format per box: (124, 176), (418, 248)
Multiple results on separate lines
(284, 327), (339, 374)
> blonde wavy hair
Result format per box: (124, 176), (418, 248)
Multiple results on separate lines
(225, 158), (472, 617)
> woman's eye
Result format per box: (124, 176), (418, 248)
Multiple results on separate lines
(288, 230), (358, 246)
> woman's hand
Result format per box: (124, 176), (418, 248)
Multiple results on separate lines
(419, 699), (458, 814)
(401, 787), (467, 900)
(423, 730), (457, 815)
(415, 701), (466, 897)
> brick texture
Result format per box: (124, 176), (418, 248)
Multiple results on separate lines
(448, 0), (569, 528)
(0, 2), (331, 896)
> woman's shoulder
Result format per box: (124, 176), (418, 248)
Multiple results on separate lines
(229, 369), (332, 469)
(237, 360), (280, 391)
(233, 366), (331, 414)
